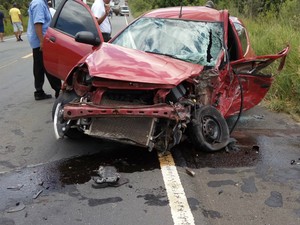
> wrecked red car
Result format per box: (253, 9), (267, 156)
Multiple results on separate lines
(44, 0), (289, 152)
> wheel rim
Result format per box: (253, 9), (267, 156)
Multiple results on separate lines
(53, 102), (66, 139)
(202, 116), (221, 143)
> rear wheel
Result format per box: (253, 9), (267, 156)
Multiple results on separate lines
(52, 91), (84, 139)
(189, 105), (230, 152)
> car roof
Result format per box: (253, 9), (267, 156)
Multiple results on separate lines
(143, 6), (228, 22)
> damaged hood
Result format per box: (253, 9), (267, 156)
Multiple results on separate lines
(84, 43), (204, 85)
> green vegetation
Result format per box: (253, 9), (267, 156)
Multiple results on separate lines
(128, 0), (300, 120)
(0, 0), (31, 33)
(1, 0), (299, 120)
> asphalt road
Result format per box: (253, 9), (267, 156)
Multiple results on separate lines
(1, 12), (300, 225)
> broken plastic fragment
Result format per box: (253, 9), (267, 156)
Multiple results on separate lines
(6, 202), (26, 213)
(253, 115), (264, 119)
(7, 184), (24, 191)
(92, 166), (129, 188)
(33, 189), (43, 199)
(92, 177), (129, 189)
(185, 167), (196, 177)
(94, 166), (120, 184)
(290, 159), (300, 165)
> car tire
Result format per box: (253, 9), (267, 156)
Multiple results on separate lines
(52, 91), (85, 139)
(189, 105), (230, 152)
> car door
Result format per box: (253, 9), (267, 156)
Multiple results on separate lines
(216, 17), (290, 117)
(221, 46), (290, 117)
(44, 0), (102, 81)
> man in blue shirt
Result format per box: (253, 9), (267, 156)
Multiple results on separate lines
(27, 0), (61, 100)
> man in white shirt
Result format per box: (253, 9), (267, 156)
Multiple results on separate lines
(47, 1), (56, 17)
(91, 0), (112, 42)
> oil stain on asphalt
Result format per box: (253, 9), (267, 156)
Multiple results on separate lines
(0, 145), (160, 212)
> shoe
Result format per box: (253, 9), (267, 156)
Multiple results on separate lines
(18, 35), (23, 41)
(34, 92), (52, 100)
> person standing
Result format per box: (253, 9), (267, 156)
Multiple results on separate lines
(27, 0), (61, 100)
(0, 10), (5, 42)
(91, 0), (112, 42)
(9, 3), (23, 41)
(47, 1), (56, 18)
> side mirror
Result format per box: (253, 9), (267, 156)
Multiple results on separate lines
(75, 31), (101, 46)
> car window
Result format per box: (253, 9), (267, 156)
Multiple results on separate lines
(54, 0), (98, 38)
(112, 18), (224, 67)
(52, 0), (63, 9)
(233, 22), (248, 55)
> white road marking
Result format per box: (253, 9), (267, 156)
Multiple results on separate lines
(0, 60), (18, 69)
(22, 53), (32, 59)
(158, 153), (195, 225)
(0, 53), (31, 69)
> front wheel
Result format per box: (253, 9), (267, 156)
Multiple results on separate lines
(52, 91), (84, 139)
(189, 105), (230, 152)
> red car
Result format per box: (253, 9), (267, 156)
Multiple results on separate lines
(44, 0), (289, 152)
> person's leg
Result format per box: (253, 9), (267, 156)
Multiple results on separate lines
(18, 23), (23, 41)
(13, 23), (19, 41)
(41, 52), (61, 98)
(0, 25), (4, 41)
(45, 71), (61, 98)
(33, 48), (52, 100)
(33, 48), (45, 93)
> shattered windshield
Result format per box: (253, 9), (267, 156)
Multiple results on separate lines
(112, 18), (224, 66)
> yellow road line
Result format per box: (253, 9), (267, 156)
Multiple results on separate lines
(158, 153), (195, 225)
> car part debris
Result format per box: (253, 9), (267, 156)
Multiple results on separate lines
(92, 177), (129, 189)
(6, 202), (26, 213)
(92, 166), (129, 188)
(7, 184), (24, 190)
(253, 115), (264, 120)
(290, 159), (300, 165)
(185, 167), (196, 177)
(33, 189), (43, 199)
(225, 138), (238, 152)
(94, 166), (120, 184)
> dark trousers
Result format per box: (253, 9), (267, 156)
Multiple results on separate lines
(32, 47), (61, 94)
(102, 32), (111, 42)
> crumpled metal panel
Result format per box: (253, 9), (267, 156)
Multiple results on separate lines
(86, 117), (155, 146)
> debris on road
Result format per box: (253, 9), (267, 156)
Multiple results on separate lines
(290, 159), (300, 165)
(7, 184), (24, 191)
(225, 138), (238, 152)
(33, 189), (43, 199)
(94, 166), (120, 184)
(6, 202), (26, 213)
(253, 114), (264, 120)
(185, 167), (196, 177)
(92, 166), (129, 188)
